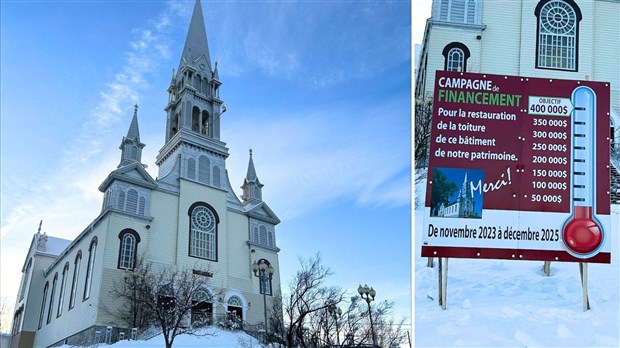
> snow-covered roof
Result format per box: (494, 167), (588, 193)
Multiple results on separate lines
(42, 236), (72, 256)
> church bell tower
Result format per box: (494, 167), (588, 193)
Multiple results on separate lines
(156, 0), (229, 189)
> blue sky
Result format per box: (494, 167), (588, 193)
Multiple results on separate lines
(1, 0), (422, 330)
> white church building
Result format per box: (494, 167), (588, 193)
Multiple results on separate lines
(415, 0), (620, 147)
(10, 1), (281, 347)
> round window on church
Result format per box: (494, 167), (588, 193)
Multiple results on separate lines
(191, 206), (215, 231)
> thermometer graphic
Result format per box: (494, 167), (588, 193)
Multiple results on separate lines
(562, 86), (604, 257)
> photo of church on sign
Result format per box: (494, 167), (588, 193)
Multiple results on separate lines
(430, 168), (483, 219)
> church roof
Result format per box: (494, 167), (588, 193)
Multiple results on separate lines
(245, 201), (281, 225)
(246, 149), (258, 181)
(99, 162), (158, 192)
(126, 104), (141, 141)
(179, 0), (211, 71)
(42, 236), (72, 256)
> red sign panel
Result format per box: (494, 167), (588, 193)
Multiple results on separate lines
(421, 71), (612, 263)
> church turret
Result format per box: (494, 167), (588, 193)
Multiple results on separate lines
(118, 104), (145, 168)
(241, 149), (264, 206)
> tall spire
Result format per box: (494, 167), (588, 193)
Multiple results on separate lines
(126, 103), (141, 141)
(246, 149), (257, 181)
(179, 0), (211, 72)
(119, 104), (145, 168)
(158, 0), (227, 184)
(241, 149), (264, 206)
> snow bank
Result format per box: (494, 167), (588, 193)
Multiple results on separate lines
(415, 175), (619, 347)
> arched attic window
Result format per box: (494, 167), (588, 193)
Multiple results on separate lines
(188, 158), (196, 180)
(442, 42), (471, 72)
(439, 0), (479, 24)
(535, 0), (581, 71)
(198, 156), (210, 184)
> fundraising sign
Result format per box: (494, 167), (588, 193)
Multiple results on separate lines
(422, 71), (612, 263)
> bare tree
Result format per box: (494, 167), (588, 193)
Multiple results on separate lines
(414, 97), (434, 169)
(281, 254), (344, 348)
(340, 297), (407, 347)
(0, 297), (12, 334)
(370, 300), (407, 348)
(110, 259), (213, 348)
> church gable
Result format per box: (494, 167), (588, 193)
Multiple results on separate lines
(99, 162), (158, 193)
(245, 202), (280, 225)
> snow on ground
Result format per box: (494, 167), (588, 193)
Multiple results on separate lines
(415, 178), (620, 347)
(59, 328), (262, 348)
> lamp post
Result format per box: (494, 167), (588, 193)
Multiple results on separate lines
(252, 259), (274, 337)
(328, 303), (342, 346)
(358, 284), (377, 346)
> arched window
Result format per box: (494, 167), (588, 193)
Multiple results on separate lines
(252, 227), (259, 244)
(227, 296), (243, 321)
(117, 191), (126, 210)
(69, 251), (81, 309)
(57, 263), (69, 317)
(442, 42), (470, 72)
(201, 110), (210, 135)
(191, 289), (213, 326)
(138, 197), (146, 215)
(188, 158), (196, 180)
(213, 166), (220, 187)
(466, 0), (475, 23)
(268, 230), (274, 247)
(127, 189), (138, 213)
(83, 237), (98, 300)
(259, 225), (268, 245)
(447, 48), (464, 71)
(202, 78), (209, 96)
(195, 74), (202, 94)
(535, 0), (581, 71)
(47, 273), (58, 324)
(198, 156), (210, 184)
(38, 281), (49, 329)
(118, 229), (141, 270)
(192, 106), (200, 132)
(19, 258), (32, 301)
(105, 191), (110, 209)
(189, 203), (219, 261)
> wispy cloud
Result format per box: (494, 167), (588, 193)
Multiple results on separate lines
(224, 96), (410, 220)
(62, 2), (186, 172)
(209, 1), (410, 88)
(1, 1), (186, 238)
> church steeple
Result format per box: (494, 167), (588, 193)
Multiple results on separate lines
(241, 149), (264, 206)
(156, 0), (229, 189)
(118, 104), (145, 168)
(179, 0), (211, 72)
(160, 0), (225, 146)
